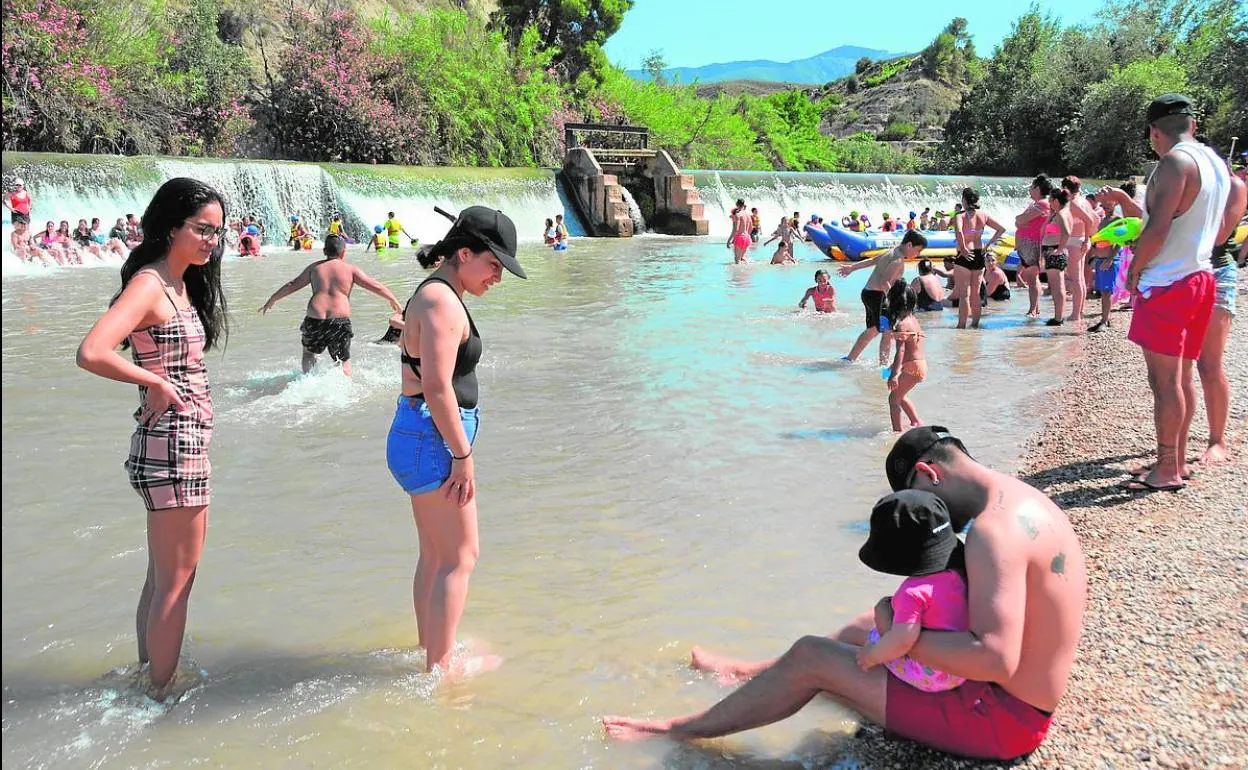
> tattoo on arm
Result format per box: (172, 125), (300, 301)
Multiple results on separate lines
(1017, 512), (1040, 540)
(1050, 552), (1067, 577)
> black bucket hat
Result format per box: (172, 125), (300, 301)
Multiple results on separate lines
(885, 425), (971, 491)
(859, 490), (964, 577)
(428, 205), (526, 279)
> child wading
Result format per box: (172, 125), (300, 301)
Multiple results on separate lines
(884, 278), (927, 432)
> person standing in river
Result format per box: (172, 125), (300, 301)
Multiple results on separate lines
(75, 178), (229, 700)
(258, 234), (403, 377)
(1060, 176), (1100, 323)
(951, 188), (1006, 329)
(1040, 189), (1074, 326)
(839, 230), (928, 363)
(386, 206), (526, 680)
(1014, 175), (1052, 317)
(3, 177), (33, 226)
(727, 199), (751, 263)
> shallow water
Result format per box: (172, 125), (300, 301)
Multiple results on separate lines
(2, 236), (1076, 768)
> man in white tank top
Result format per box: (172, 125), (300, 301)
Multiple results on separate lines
(1100, 94), (1233, 492)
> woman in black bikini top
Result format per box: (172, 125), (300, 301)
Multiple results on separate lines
(951, 187), (1006, 329)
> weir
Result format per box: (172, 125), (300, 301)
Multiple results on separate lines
(559, 123), (709, 237)
(1, 152), (1037, 272)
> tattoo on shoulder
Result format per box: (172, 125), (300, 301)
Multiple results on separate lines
(1017, 512), (1040, 540)
(1050, 552), (1066, 577)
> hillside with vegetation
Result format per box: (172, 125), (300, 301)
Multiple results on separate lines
(2, 0), (1244, 177)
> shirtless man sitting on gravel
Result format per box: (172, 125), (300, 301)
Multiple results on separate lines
(604, 426), (1087, 762)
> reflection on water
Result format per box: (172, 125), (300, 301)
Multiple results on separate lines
(2, 236), (1074, 768)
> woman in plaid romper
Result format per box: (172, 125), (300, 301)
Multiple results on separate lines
(77, 178), (229, 699)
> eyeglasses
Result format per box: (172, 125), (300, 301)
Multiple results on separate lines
(184, 221), (226, 240)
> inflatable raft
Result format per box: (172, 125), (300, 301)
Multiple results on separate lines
(806, 224), (1015, 262)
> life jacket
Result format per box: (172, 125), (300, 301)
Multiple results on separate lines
(373, 232), (387, 249)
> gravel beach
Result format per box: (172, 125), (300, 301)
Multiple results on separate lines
(838, 285), (1248, 769)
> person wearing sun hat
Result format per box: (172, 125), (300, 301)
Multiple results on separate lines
(3, 177), (32, 225)
(603, 426), (1086, 762)
(385, 204), (525, 680)
(856, 489), (969, 694)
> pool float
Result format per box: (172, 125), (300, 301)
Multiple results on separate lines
(822, 224), (959, 261)
(1091, 217), (1143, 247)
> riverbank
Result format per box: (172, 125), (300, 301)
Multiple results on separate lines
(841, 292), (1248, 769)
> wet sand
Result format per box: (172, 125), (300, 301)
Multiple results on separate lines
(839, 288), (1248, 768)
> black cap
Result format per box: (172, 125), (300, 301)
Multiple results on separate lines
(885, 425), (970, 491)
(1146, 93), (1194, 124)
(859, 490), (965, 577)
(428, 206), (526, 279)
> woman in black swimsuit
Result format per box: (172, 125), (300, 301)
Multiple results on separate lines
(952, 188), (1006, 329)
(385, 206), (525, 679)
(1040, 189), (1074, 326)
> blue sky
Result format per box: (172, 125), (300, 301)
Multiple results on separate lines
(605, 0), (1103, 70)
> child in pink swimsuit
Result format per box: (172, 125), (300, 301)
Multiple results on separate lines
(856, 490), (969, 692)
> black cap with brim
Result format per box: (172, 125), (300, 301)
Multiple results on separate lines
(885, 425), (971, 491)
(427, 205), (526, 279)
(858, 490), (965, 577)
(1147, 93), (1194, 124)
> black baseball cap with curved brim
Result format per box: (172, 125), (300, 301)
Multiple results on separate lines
(885, 425), (972, 491)
(427, 206), (526, 279)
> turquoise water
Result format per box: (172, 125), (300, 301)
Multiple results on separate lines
(2, 223), (1076, 767)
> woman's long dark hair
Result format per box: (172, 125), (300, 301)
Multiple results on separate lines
(887, 278), (916, 327)
(115, 178), (229, 350)
(960, 187), (981, 210)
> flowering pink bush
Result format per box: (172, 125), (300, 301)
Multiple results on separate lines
(2, 0), (120, 151)
(255, 8), (414, 163)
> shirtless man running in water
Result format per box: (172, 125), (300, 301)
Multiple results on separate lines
(259, 235), (403, 376)
(604, 426), (1087, 762)
(727, 199), (752, 264)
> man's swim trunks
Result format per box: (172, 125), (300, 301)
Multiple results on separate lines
(885, 675), (1052, 760)
(300, 316), (353, 361)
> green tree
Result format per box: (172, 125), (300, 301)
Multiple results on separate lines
(642, 48), (666, 84)
(1064, 56), (1188, 175)
(491, 0), (634, 86)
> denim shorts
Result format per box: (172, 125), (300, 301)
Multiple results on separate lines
(1213, 262), (1237, 317)
(386, 396), (479, 495)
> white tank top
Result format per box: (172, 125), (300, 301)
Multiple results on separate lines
(1140, 141), (1230, 290)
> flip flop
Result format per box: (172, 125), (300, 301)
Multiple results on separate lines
(1119, 477), (1186, 493)
(1128, 464), (1193, 480)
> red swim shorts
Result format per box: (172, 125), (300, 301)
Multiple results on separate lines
(733, 232), (751, 250)
(885, 675), (1052, 760)
(1127, 270), (1215, 360)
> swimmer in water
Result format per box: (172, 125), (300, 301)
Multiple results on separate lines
(763, 216), (801, 263)
(727, 199), (751, 263)
(884, 278), (927, 432)
(259, 235), (403, 376)
(798, 269), (837, 313)
(750, 207), (761, 243)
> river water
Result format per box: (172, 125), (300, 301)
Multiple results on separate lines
(2, 235), (1075, 768)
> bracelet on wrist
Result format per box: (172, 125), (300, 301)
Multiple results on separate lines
(451, 448), (472, 461)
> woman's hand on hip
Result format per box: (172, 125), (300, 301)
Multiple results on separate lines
(444, 455), (476, 506)
(142, 380), (188, 427)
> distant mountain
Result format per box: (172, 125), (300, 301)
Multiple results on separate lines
(626, 45), (907, 86)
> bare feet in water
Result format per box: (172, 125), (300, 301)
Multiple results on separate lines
(443, 654), (503, 681)
(690, 646), (751, 685)
(602, 715), (673, 740)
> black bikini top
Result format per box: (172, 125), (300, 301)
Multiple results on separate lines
(400, 276), (482, 409)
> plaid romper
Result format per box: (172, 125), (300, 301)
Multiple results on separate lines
(124, 282), (214, 510)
